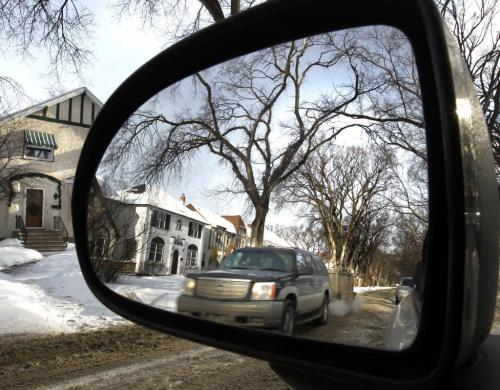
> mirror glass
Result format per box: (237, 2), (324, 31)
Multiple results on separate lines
(88, 25), (427, 350)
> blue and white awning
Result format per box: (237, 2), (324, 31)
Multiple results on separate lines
(24, 130), (57, 148)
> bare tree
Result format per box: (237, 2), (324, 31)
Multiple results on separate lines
(276, 144), (395, 270)
(102, 34), (370, 246)
(0, 114), (32, 203)
(112, 0), (263, 39)
(438, 0), (500, 177)
(267, 223), (328, 255)
(87, 179), (150, 282)
(0, 0), (94, 82)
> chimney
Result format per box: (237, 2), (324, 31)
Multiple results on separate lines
(179, 193), (186, 205)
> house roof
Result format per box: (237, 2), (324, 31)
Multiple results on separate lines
(222, 215), (246, 230)
(1, 87), (103, 123)
(113, 187), (208, 224)
(188, 205), (237, 234)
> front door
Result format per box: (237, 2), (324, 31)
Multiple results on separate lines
(171, 250), (179, 275)
(26, 189), (43, 228)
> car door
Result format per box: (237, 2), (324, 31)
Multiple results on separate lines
(295, 252), (316, 314)
(306, 254), (325, 310)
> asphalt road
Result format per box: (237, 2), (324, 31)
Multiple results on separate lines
(1, 288), (397, 389)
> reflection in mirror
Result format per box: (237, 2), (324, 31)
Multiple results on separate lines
(88, 25), (427, 350)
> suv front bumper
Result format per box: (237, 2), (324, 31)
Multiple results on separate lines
(177, 295), (283, 328)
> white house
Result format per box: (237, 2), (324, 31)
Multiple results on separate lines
(107, 185), (209, 276)
(187, 203), (237, 267)
(0, 88), (102, 251)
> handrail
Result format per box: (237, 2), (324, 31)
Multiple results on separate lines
(15, 215), (28, 242)
(53, 216), (69, 244)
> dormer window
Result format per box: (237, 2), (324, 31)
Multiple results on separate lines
(24, 130), (57, 162)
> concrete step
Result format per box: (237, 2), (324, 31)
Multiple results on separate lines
(26, 245), (67, 252)
(23, 230), (67, 252)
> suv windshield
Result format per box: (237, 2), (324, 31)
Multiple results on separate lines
(219, 249), (296, 272)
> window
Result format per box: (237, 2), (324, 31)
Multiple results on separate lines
(24, 146), (54, 161)
(23, 130), (57, 161)
(186, 244), (198, 267)
(176, 220), (182, 230)
(151, 210), (170, 229)
(93, 228), (110, 258)
(188, 222), (202, 238)
(122, 239), (137, 261)
(148, 237), (164, 263)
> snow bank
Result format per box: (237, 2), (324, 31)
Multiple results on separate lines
(354, 286), (393, 293)
(0, 272), (72, 334)
(108, 275), (184, 312)
(0, 246), (127, 335)
(0, 238), (43, 270)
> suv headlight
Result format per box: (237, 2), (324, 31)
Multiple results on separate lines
(251, 282), (277, 300)
(182, 278), (196, 296)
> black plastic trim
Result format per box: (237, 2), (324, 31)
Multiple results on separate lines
(72, 0), (472, 387)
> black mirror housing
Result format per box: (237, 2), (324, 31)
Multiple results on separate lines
(72, 0), (500, 388)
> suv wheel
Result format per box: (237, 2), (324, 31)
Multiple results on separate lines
(314, 295), (329, 325)
(280, 299), (295, 335)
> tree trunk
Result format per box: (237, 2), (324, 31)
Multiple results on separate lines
(250, 203), (269, 247)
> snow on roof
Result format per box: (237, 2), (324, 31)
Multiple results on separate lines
(263, 229), (292, 247)
(113, 188), (208, 224)
(189, 205), (237, 234)
(246, 226), (292, 247)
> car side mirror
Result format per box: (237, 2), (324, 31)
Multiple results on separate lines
(73, 0), (499, 388)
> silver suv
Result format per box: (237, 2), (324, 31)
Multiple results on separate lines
(395, 277), (415, 305)
(177, 247), (332, 335)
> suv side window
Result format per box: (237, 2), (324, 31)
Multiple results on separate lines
(313, 256), (328, 276)
(305, 254), (317, 274)
(296, 252), (312, 274)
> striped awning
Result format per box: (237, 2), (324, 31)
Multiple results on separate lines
(24, 130), (57, 149)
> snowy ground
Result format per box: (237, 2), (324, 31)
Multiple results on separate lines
(0, 237), (392, 336)
(0, 238), (43, 270)
(0, 244), (127, 335)
(107, 275), (185, 312)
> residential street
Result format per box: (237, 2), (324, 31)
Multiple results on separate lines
(0, 289), (396, 389)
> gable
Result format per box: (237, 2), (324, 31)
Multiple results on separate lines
(28, 90), (101, 128)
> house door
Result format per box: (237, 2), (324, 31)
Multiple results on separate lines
(171, 250), (179, 275)
(26, 189), (43, 228)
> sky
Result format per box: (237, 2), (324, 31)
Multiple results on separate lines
(1, 0), (167, 105)
(1, 3), (415, 227)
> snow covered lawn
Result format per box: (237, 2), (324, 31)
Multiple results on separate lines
(107, 275), (184, 312)
(0, 246), (128, 335)
(0, 238), (43, 270)
(0, 242), (185, 336)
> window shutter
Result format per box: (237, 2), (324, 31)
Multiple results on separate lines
(188, 222), (193, 236)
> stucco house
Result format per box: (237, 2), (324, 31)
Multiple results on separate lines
(107, 186), (209, 276)
(187, 203), (237, 267)
(0, 88), (102, 251)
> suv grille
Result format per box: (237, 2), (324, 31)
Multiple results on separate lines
(196, 278), (250, 299)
